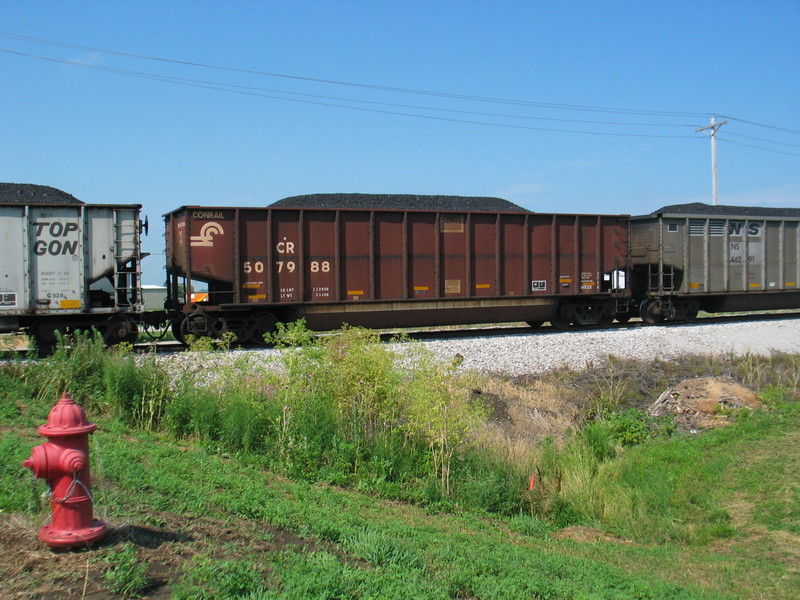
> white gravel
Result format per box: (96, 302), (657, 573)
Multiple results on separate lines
(154, 317), (800, 379)
(416, 318), (800, 376)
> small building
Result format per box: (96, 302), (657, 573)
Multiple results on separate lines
(141, 285), (167, 311)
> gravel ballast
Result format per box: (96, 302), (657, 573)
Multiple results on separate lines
(155, 317), (800, 379)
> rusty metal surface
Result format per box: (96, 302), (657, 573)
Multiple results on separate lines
(164, 204), (629, 326)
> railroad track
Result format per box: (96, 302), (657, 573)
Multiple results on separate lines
(4, 310), (799, 358)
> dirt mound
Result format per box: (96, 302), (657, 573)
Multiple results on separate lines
(649, 377), (762, 431)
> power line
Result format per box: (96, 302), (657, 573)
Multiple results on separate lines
(723, 131), (800, 149)
(0, 47), (700, 138)
(0, 30), (797, 152)
(0, 47), (695, 129)
(0, 30), (712, 119)
(720, 115), (800, 136)
(718, 137), (800, 157)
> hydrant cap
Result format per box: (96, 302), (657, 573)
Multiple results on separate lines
(38, 393), (97, 437)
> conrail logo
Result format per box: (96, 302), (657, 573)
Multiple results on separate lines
(190, 222), (225, 247)
(191, 211), (224, 219)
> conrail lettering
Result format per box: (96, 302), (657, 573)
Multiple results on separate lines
(32, 221), (80, 256)
(192, 211), (224, 219)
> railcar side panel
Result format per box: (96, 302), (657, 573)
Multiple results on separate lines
(164, 204), (629, 333)
(629, 206), (800, 315)
(441, 213), (467, 297)
(374, 212), (404, 300)
(272, 210), (301, 303)
(303, 210), (337, 302)
(499, 215), (525, 296)
(341, 212), (370, 301)
(0, 203), (142, 317)
(407, 213), (436, 299)
(239, 209), (270, 304)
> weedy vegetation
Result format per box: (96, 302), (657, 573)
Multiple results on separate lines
(0, 323), (798, 599)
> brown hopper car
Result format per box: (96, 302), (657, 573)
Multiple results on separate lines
(164, 195), (630, 344)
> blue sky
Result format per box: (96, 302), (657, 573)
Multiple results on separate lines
(2, 1), (798, 284)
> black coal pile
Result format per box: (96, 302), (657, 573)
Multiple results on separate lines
(653, 202), (800, 218)
(0, 183), (84, 205)
(271, 193), (531, 213)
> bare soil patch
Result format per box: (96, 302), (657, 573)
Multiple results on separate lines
(0, 508), (323, 599)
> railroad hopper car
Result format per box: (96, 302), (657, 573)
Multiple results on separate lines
(0, 185), (145, 352)
(628, 203), (800, 323)
(164, 194), (630, 343)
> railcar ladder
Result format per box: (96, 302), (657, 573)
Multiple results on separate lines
(647, 261), (676, 316)
(113, 209), (142, 310)
(647, 262), (675, 295)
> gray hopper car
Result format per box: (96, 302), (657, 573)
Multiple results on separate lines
(628, 203), (800, 323)
(0, 200), (145, 352)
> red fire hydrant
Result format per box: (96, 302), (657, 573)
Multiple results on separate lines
(22, 393), (106, 549)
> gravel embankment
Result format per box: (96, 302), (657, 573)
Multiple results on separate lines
(155, 317), (800, 379)
(417, 318), (800, 376)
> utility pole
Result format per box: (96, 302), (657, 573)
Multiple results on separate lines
(696, 115), (728, 206)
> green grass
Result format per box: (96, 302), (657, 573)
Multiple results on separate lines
(90, 430), (727, 599)
(1, 329), (798, 599)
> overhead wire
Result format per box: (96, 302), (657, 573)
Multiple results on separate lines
(0, 47), (700, 138)
(717, 137), (800, 158)
(0, 30), (711, 119)
(720, 116), (800, 136)
(0, 30), (797, 152)
(722, 131), (800, 149)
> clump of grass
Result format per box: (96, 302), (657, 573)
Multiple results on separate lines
(343, 528), (424, 570)
(172, 554), (265, 600)
(103, 542), (149, 598)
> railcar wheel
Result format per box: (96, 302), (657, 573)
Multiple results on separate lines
(614, 314), (631, 324)
(597, 313), (615, 328)
(246, 312), (278, 346)
(640, 299), (664, 325)
(549, 313), (571, 330)
(180, 313), (228, 342)
(683, 302), (700, 323)
(171, 318), (186, 345)
(31, 320), (60, 356)
(526, 320), (544, 329)
(103, 315), (139, 345)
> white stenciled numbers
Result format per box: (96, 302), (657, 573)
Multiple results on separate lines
(310, 261), (331, 273)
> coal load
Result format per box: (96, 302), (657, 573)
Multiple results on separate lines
(0, 183), (84, 205)
(271, 193), (532, 213)
(653, 202), (800, 218)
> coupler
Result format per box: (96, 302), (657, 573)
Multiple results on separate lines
(22, 393), (106, 548)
